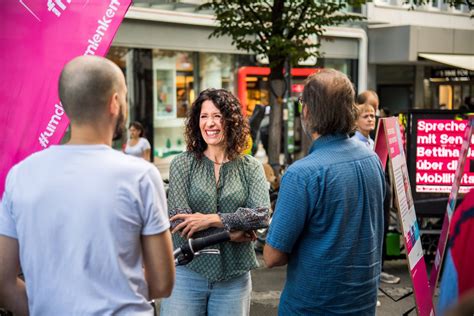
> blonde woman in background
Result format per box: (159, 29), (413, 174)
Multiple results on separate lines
(352, 103), (376, 150)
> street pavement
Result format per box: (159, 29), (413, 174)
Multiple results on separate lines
(250, 254), (436, 316)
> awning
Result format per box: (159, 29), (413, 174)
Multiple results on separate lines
(419, 53), (474, 71)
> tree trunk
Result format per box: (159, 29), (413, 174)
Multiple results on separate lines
(268, 62), (285, 174)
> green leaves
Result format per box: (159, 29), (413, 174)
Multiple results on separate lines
(201, 0), (365, 68)
(201, 0), (472, 68)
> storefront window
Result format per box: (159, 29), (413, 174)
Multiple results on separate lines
(200, 53), (235, 92)
(246, 77), (269, 115)
(152, 50), (192, 163)
(439, 85), (453, 109)
(153, 50), (195, 120)
(155, 68), (175, 118)
(176, 71), (194, 118)
(322, 58), (351, 76)
(429, 68), (473, 109)
(431, 0), (441, 8)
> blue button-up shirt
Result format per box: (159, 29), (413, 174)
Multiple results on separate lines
(267, 133), (385, 315)
(353, 130), (375, 150)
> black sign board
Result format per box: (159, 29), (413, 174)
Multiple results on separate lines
(431, 68), (473, 81)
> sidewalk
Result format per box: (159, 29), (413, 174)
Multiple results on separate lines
(250, 255), (433, 316)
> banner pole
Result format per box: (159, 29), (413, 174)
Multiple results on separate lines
(375, 117), (434, 316)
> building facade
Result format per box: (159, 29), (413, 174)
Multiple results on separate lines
(365, 0), (473, 113)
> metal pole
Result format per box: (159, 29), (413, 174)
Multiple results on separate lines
(283, 56), (292, 167)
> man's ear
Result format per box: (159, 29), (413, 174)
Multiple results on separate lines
(302, 103), (308, 120)
(108, 92), (120, 116)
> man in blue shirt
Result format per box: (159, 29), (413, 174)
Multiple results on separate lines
(264, 69), (385, 315)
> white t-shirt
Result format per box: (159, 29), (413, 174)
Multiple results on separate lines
(125, 137), (151, 158)
(0, 144), (169, 315)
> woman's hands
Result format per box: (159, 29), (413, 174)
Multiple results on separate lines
(170, 213), (223, 238)
(170, 212), (257, 243)
(229, 230), (257, 243)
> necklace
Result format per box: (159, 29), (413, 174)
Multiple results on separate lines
(207, 156), (227, 165)
(205, 152), (227, 165)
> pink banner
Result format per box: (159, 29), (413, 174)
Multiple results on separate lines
(377, 118), (435, 316)
(429, 116), (474, 295)
(415, 119), (474, 193)
(374, 117), (388, 170)
(411, 258), (435, 316)
(0, 1), (131, 195)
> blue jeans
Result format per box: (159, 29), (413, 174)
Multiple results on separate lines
(160, 266), (252, 316)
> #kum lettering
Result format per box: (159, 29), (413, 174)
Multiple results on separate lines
(39, 103), (65, 148)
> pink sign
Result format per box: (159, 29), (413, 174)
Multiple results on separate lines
(0, 1), (131, 195)
(375, 118), (434, 316)
(385, 118), (402, 158)
(374, 117), (388, 170)
(429, 116), (474, 295)
(415, 119), (474, 193)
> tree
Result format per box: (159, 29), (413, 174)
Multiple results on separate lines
(201, 0), (472, 171)
(201, 0), (365, 171)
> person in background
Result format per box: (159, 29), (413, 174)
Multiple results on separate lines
(0, 56), (175, 315)
(353, 103), (376, 150)
(160, 88), (270, 316)
(357, 90), (380, 140)
(124, 121), (151, 161)
(357, 90), (401, 286)
(264, 69), (385, 315)
(357, 90), (380, 116)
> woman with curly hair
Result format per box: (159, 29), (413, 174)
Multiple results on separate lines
(160, 88), (270, 316)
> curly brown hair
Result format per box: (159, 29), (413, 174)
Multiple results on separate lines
(185, 88), (249, 160)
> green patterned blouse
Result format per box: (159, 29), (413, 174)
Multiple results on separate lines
(168, 152), (271, 282)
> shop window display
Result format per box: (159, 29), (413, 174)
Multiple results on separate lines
(152, 50), (192, 164)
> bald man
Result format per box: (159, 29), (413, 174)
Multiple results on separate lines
(0, 56), (175, 315)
